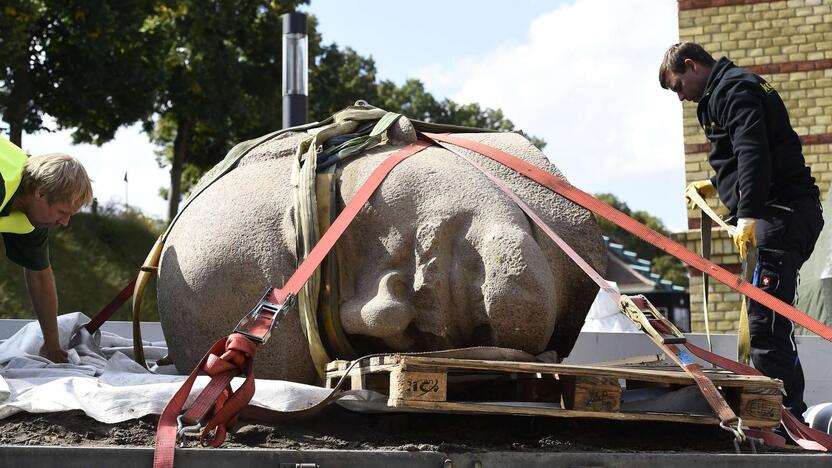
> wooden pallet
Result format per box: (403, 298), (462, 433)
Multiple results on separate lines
(325, 355), (783, 428)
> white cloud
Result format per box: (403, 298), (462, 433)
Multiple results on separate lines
(417, 0), (688, 230)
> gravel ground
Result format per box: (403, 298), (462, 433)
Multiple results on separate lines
(0, 406), (807, 454)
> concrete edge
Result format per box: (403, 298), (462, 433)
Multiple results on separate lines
(0, 446), (829, 468)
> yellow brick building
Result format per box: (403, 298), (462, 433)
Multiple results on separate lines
(673, 0), (832, 332)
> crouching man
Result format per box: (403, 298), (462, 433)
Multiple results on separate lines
(1, 136), (93, 362)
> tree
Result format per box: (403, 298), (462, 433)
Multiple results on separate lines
(308, 44), (379, 120)
(0, 0), (164, 146)
(594, 193), (689, 286)
(144, 0), (307, 220)
(128, 6), (543, 220)
(377, 79), (546, 149)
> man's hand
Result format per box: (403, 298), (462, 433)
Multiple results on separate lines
(684, 179), (718, 209)
(23, 267), (66, 363)
(732, 218), (757, 259)
(39, 340), (68, 363)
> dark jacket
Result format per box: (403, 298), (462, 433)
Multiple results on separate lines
(698, 57), (818, 219)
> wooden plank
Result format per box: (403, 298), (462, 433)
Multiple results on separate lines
(395, 356), (780, 389)
(325, 360), (349, 372)
(387, 399), (779, 427)
(589, 354), (664, 367)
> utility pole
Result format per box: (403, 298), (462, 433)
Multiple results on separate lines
(282, 12), (308, 128)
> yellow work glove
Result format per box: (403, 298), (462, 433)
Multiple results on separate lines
(684, 179), (718, 209)
(733, 218), (757, 259)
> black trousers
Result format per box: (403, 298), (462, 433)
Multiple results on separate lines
(749, 195), (823, 421)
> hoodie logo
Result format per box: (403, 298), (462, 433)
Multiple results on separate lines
(760, 82), (774, 94)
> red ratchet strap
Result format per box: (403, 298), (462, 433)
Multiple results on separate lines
(83, 277), (137, 334)
(424, 132), (832, 342)
(444, 145), (742, 439)
(429, 133), (832, 450)
(153, 140), (432, 468)
(651, 320), (832, 451)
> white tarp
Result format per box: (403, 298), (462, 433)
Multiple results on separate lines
(580, 281), (640, 333)
(0, 312), (374, 423)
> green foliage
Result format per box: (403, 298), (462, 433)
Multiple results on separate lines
(594, 192), (689, 287)
(0, 207), (164, 320)
(376, 79), (546, 149)
(0, 0), (166, 145)
(652, 254), (690, 287)
(143, 0), (308, 219)
(3, 1), (545, 218)
(309, 44), (379, 119)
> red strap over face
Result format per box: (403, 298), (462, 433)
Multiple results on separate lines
(424, 132), (832, 342)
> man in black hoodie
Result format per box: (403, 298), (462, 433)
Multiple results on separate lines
(659, 42), (823, 424)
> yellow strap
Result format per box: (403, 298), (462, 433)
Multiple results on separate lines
(685, 187), (736, 236)
(293, 108), (405, 379)
(687, 186), (755, 363)
(131, 234), (165, 367)
(737, 247), (757, 365)
(316, 167), (358, 359)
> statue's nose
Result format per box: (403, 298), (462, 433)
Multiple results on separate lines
(340, 270), (417, 350)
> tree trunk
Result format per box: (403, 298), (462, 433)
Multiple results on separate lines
(167, 116), (192, 222)
(6, 60), (31, 147)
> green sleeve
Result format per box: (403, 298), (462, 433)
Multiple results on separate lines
(2, 228), (50, 271)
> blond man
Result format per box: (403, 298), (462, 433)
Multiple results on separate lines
(1, 136), (93, 362)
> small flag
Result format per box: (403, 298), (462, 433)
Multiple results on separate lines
(124, 172), (128, 182)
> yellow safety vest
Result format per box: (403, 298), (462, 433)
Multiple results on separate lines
(0, 137), (35, 234)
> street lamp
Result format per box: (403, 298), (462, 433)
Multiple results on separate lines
(282, 12), (308, 128)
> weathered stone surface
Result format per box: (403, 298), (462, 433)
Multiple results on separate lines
(158, 126), (606, 384)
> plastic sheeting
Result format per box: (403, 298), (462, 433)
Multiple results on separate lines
(580, 281), (640, 333)
(0, 313), (375, 423)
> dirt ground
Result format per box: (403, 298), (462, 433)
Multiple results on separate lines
(0, 406), (807, 454)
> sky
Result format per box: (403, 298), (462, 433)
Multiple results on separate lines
(21, 0), (687, 230)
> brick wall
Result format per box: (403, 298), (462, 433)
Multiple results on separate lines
(674, 0), (832, 332)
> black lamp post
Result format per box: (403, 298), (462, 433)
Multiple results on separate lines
(282, 12), (308, 128)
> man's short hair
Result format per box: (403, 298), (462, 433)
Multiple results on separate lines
(19, 153), (93, 206)
(659, 42), (716, 89)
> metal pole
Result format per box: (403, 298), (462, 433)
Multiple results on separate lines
(282, 12), (308, 128)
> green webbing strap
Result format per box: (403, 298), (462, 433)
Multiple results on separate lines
(292, 108), (404, 378)
(317, 111), (404, 170)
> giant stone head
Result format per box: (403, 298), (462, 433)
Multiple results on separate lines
(157, 108), (607, 384)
